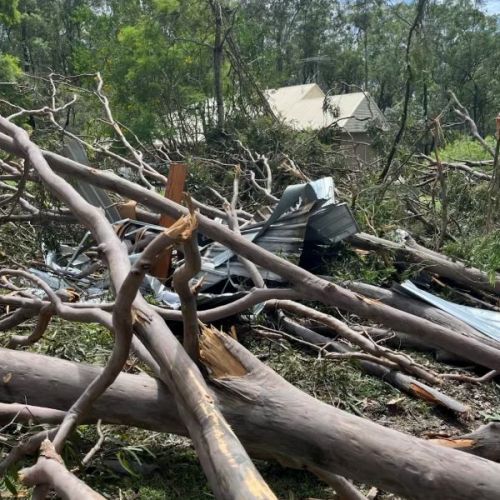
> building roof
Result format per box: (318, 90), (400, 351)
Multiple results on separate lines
(265, 83), (324, 109)
(265, 83), (387, 133)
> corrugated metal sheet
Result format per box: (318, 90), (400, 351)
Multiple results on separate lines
(198, 177), (359, 289)
(400, 280), (500, 342)
(62, 138), (122, 222)
(309, 203), (359, 244)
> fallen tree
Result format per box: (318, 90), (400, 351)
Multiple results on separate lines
(343, 281), (500, 349)
(1, 108), (500, 500)
(2, 346), (500, 500)
(0, 117), (274, 500)
(348, 232), (500, 295)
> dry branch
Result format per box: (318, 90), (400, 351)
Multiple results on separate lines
(172, 213), (202, 361)
(267, 299), (441, 384)
(430, 422), (500, 462)
(2, 132), (499, 373)
(448, 91), (495, 157)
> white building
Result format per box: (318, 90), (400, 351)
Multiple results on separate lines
(265, 83), (388, 164)
(160, 83), (387, 165)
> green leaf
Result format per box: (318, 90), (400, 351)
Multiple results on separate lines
(117, 450), (140, 477)
(3, 475), (18, 496)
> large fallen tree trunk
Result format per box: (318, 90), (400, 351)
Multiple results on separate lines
(2, 346), (500, 500)
(1, 132), (500, 373)
(0, 118), (274, 500)
(348, 232), (500, 295)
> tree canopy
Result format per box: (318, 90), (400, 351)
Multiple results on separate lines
(1, 0), (498, 139)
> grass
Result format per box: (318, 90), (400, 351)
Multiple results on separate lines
(440, 136), (497, 164)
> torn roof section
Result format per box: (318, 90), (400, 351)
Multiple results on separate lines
(197, 176), (359, 290)
(265, 83), (388, 133)
(400, 281), (500, 342)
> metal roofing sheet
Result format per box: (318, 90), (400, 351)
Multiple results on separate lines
(61, 138), (122, 222)
(198, 177), (358, 290)
(400, 280), (500, 341)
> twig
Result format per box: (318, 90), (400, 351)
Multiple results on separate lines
(442, 370), (497, 384)
(81, 420), (105, 467)
(267, 299), (441, 385)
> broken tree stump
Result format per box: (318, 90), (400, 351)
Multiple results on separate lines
(152, 161), (188, 280)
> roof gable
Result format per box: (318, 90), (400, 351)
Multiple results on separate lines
(266, 84), (325, 112)
(328, 92), (387, 133)
(266, 86), (387, 133)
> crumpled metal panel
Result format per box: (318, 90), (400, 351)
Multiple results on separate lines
(308, 202), (358, 244)
(198, 177), (359, 289)
(400, 280), (500, 341)
(62, 138), (122, 223)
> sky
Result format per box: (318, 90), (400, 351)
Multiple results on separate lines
(484, 0), (500, 14)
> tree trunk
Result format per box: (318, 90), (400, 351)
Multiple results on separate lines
(348, 232), (500, 295)
(2, 345), (500, 500)
(343, 281), (495, 346)
(209, 0), (225, 131)
(430, 422), (500, 463)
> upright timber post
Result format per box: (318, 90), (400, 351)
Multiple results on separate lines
(152, 162), (188, 280)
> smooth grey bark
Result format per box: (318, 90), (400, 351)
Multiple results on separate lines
(348, 232), (500, 295)
(2, 346), (500, 500)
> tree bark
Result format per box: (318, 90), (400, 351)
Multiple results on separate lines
(430, 422), (500, 463)
(348, 231), (500, 295)
(2, 346), (500, 499)
(18, 440), (105, 500)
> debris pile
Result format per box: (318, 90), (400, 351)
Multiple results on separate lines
(1, 111), (500, 500)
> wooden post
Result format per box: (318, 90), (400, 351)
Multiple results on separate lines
(151, 162), (188, 280)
